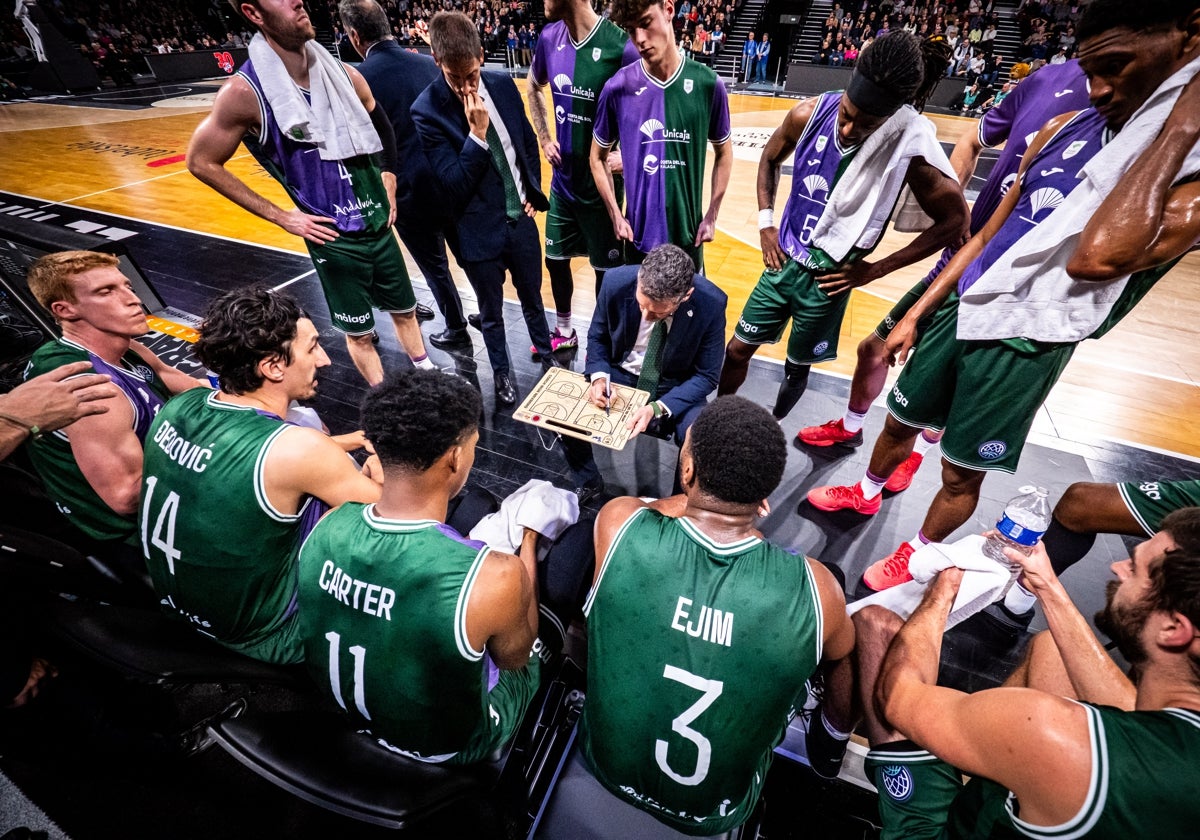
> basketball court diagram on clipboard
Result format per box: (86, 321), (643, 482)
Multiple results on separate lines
(513, 368), (649, 450)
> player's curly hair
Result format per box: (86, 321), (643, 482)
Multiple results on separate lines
(854, 31), (927, 108)
(362, 368), (483, 473)
(196, 286), (305, 396)
(1077, 0), (1199, 43)
(688, 396), (786, 505)
(609, 0), (661, 32)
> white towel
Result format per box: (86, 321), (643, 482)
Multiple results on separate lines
(247, 32), (381, 162)
(810, 105), (956, 263)
(958, 56), (1200, 343)
(846, 535), (1013, 630)
(469, 479), (580, 554)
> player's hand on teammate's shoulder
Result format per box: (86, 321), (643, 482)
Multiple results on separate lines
(760, 226), (785, 270)
(2, 361), (116, 436)
(278, 208), (339, 244)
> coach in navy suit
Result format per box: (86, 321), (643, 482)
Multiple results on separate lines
(411, 10), (555, 406)
(339, 0), (468, 348)
(563, 244), (727, 498)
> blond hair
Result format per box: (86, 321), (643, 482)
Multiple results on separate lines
(26, 251), (120, 313)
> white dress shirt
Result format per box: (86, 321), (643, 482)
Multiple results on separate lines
(466, 77), (528, 203)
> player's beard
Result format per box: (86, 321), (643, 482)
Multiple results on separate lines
(1094, 580), (1152, 667)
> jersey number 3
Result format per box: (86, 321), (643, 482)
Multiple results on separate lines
(656, 664), (724, 786)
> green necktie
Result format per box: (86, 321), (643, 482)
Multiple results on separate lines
(637, 319), (668, 396)
(485, 122), (522, 221)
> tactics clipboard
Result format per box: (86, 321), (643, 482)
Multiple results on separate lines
(513, 368), (649, 450)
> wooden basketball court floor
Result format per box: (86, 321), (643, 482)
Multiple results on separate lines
(1, 81), (1198, 464)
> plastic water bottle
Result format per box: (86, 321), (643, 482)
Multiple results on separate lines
(983, 486), (1051, 564)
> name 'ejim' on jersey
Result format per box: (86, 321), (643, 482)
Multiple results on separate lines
(593, 58), (731, 253)
(531, 18), (639, 204)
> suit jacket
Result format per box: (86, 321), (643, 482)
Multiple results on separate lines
(585, 265), (726, 418)
(356, 40), (442, 218)
(411, 69), (549, 262)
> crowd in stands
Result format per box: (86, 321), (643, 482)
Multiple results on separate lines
(674, 0), (740, 66)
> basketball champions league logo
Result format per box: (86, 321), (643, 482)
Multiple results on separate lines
(880, 765), (914, 801)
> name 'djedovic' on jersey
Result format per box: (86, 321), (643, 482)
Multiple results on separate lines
(956, 107), (1109, 297)
(531, 18), (639, 204)
(593, 58), (731, 253)
(580, 508), (824, 836)
(24, 338), (169, 543)
(239, 60), (391, 236)
(777, 91), (861, 269)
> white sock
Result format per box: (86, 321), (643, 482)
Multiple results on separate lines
(913, 429), (940, 457)
(841, 408), (868, 434)
(909, 530), (929, 549)
(412, 355), (434, 370)
(556, 313), (572, 334)
(859, 473), (886, 499)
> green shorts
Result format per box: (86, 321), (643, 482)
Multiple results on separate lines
(449, 654), (540, 765)
(545, 192), (623, 269)
(1118, 479), (1200, 536)
(734, 258), (848, 365)
(885, 296), (1076, 473)
(865, 744), (963, 840)
(874, 280), (937, 341)
(306, 227), (416, 335)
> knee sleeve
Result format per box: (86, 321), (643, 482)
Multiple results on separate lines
(1041, 515), (1099, 576)
(773, 361), (812, 419)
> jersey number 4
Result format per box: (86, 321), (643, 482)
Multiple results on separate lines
(656, 664), (724, 786)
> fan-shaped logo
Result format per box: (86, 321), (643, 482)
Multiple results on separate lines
(999, 172), (1018, 197)
(643, 154), (660, 175)
(978, 440), (1007, 461)
(553, 73), (573, 93)
(1019, 187), (1064, 225)
(639, 118), (664, 141)
(554, 105), (566, 124)
(813, 340), (829, 356)
(880, 766), (913, 801)
(802, 174), (830, 198)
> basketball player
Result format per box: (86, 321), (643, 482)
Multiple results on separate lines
(297, 369), (541, 763)
(23, 251), (202, 553)
(140, 287), (382, 664)
(808, 0), (1200, 591)
(188, 0), (434, 387)
(797, 58), (1091, 495)
(563, 397), (854, 836)
(590, 0), (732, 268)
(527, 0), (639, 352)
(717, 33), (967, 424)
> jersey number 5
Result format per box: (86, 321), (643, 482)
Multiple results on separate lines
(656, 664), (724, 786)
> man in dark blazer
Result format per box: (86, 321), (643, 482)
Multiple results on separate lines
(564, 244), (726, 501)
(339, 0), (468, 348)
(411, 10), (556, 406)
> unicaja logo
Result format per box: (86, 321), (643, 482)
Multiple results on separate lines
(639, 118), (664, 141)
(553, 73), (573, 93)
(643, 154), (659, 175)
(555, 105), (566, 124)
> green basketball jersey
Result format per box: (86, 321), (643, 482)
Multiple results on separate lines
(24, 338), (171, 543)
(140, 389), (316, 663)
(530, 18), (638, 205)
(297, 504), (526, 762)
(944, 705), (1200, 839)
(580, 508), (824, 835)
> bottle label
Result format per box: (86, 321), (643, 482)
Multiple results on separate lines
(996, 514), (1043, 546)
